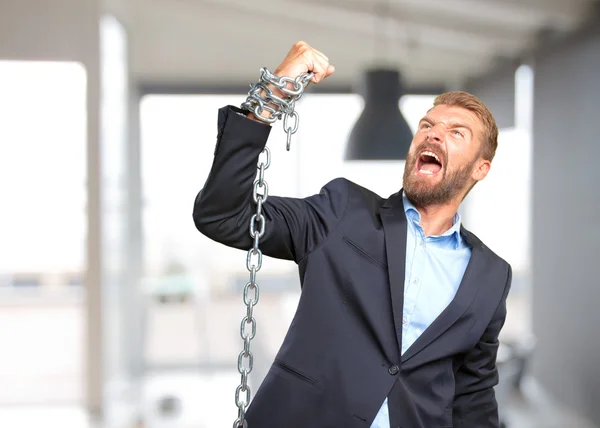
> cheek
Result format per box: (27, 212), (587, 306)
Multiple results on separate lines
(447, 143), (475, 165)
(408, 137), (424, 155)
(406, 146), (418, 160)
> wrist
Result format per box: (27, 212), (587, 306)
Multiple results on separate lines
(241, 67), (310, 127)
(245, 84), (286, 123)
(246, 110), (271, 123)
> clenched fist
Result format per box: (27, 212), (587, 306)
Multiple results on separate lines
(248, 41), (335, 122)
(275, 41), (335, 84)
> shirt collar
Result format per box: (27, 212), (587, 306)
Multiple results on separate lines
(401, 191), (464, 249)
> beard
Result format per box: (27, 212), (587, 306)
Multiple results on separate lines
(402, 144), (477, 208)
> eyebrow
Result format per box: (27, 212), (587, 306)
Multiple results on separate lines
(419, 117), (473, 136)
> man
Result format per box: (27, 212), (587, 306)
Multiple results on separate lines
(193, 41), (512, 428)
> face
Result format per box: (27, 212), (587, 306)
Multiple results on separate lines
(402, 104), (490, 208)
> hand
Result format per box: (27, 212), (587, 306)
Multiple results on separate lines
(274, 41), (335, 85)
(248, 41), (335, 122)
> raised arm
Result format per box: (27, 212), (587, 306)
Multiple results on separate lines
(193, 42), (343, 263)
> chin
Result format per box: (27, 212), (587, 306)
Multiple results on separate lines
(406, 176), (441, 193)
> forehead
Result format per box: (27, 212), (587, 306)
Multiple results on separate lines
(424, 104), (484, 131)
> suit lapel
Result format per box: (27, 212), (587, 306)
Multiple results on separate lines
(379, 193), (407, 359)
(401, 226), (488, 363)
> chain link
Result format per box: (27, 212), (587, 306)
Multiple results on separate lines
(233, 68), (311, 428)
(241, 67), (313, 151)
(232, 145), (268, 428)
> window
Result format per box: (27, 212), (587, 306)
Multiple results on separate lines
(0, 60), (87, 404)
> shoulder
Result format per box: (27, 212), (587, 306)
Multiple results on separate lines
(321, 177), (388, 210)
(320, 177), (380, 198)
(461, 226), (511, 273)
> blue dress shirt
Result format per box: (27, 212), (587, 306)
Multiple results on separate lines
(370, 192), (472, 428)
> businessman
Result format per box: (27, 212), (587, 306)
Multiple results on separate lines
(193, 41), (512, 427)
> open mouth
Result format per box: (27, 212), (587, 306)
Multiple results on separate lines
(416, 150), (443, 176)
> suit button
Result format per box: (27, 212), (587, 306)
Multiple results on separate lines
(388, 365), (399, 375)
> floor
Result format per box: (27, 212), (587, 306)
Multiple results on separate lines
(0, 374), (596, 428)
(0, 289), (597, 428)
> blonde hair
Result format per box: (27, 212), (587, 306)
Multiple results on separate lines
(433, 91), (498, 161)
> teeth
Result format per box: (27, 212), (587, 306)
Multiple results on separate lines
(422, 150), (440, 164)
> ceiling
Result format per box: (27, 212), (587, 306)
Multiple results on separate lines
(108, 0), (599, 91)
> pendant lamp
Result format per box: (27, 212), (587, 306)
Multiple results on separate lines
(345, 68), (413, 160)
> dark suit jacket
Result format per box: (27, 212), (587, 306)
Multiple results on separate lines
(193, 106), (512, 428)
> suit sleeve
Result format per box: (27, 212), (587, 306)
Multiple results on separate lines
(193, 105), (348, 263)
(453, 264), (512, 427)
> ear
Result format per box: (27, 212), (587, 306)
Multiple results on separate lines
(472, 159), (491, 182)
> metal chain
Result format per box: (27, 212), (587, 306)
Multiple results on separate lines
(233, 68), (312, 428)
(232, 146), (268, 428)
(241, 67), (313, 150)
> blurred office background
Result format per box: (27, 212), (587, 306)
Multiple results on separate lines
(0, 0), (599, 427)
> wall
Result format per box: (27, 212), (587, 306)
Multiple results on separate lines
(465, 61), (517, 129)
(531, 22), (600, 425)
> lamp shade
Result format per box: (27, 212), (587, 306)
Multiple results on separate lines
(345, 69), (413, 160)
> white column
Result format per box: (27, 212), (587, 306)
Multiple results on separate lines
(0, 0), (140, 421)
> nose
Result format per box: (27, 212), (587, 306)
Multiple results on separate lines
(427, 124), (444, 143)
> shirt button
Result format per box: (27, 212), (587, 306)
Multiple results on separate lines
(412, 278), (419, 284)
(402, 317), (408, 324)
(388, 365), (400, 375)
(419, 240), (424, 247)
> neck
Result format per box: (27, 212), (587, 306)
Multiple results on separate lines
(413, 200), (460, 237)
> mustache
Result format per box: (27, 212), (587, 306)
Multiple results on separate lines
(410, 142), (447, 166)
